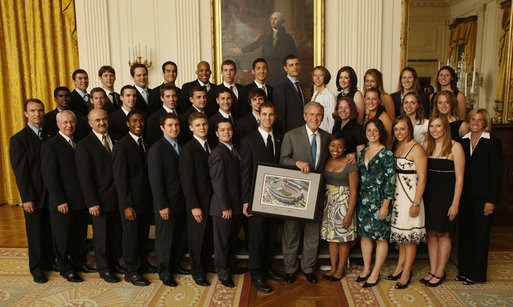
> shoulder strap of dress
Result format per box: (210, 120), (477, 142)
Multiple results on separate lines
(404, 143), (417, 158)
(446, 141), (456, 159)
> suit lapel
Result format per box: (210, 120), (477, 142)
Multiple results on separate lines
(162, 138), (179, 159)
(298, 127), (314, 166)
(90, 133), (111, 158)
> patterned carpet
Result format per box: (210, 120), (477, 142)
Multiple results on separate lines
(0, 248), (250, 306)
(337, 252), (513, 306)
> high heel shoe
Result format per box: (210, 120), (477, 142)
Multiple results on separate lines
(363, 274), (380, 288)
(395, 273), (412, 289)
(385, 271), (402, 281)
(454, 275), (466, 282)
(426, 274), (443, 287)
(420, 272), (436, 284)
(356, 273), (370, 282)
(330, 272), (345, 282)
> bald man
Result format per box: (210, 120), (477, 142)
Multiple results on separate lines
(177, 61), (218, 116)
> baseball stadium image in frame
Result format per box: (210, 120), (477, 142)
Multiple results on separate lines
(250, 163), (324, 222)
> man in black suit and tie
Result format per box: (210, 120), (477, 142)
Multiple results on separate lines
(147, 84), (179, 146)
(109, 85), (137, 143)
(76, 88), (115, 140)
(9, 99), (55, 283)
(178, 61), (217, 116)
(99, 65), (121, 109)
(209, 118), (243, 288)
(239, 58), (273, 117)
(273, 55), (306, 134)
(75, 109), (122, 283)
(148, 113), (187, 287)
(179, 85), (208, 145)
(217, 60), (244, 118)
(279, 101), (330, 284)
(207, 88), (236, 148)
(237, 88), (265, 139)
(70, 69), (90, 116)
(131, 63), (155, 115)
(179, 112), (213, 286)
(240, 102), (284, 293)
(40, 110), (93, 283)
(148, 61), (181, 111)
(112, 110), (153, 286)
(42, 86), (72, 137)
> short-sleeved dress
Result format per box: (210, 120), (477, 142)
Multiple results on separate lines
(357, 147), (396, 240)
(390, 145), (427, 244)
(320, 163), (359, 242)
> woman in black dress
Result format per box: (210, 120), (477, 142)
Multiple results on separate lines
(430, 66), (467, 120)
(432, 90), (469, 142)
(391, 67), (430, 118)
(332, 97), (365, 163)
(335, 66), (365, 124)
(457, 109), (502, 285)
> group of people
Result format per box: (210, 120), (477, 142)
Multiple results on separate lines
(9, 53), (502, 294)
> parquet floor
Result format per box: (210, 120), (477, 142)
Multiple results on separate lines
(1, 204), (511, 306)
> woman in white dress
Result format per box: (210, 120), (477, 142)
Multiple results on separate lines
(311, 66), (336, 132)
(402, 92), (428, 145)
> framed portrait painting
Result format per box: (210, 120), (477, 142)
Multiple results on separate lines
(212, 0), (324, 93)
(249, 163), (324, 222)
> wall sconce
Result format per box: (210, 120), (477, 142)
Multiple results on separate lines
(128, 43), (152, 69)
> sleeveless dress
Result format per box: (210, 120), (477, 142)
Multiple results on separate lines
(337, 88), (357, 100)
(320, 163), (359, 243)
(449, 120), (463, 142)
(390, 145), (427, 244)
(423, 158), (457, 233)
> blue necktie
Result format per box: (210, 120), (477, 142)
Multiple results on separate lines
(311, 133), (317, 167)
(295, 81), (304, 105)
(172, 142), (180, 156)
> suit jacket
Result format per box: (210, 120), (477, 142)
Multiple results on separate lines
(146, 107), (178, 146)
(70, 89), (88, 116)
(178, 137), (212, 212)
(240, 129), (282, 204)
(112, 134), (151, 214)
(147, 137), (185, 214)
(40, 134), (86, 211)
(179, 107), (204, 145)
(239, 82), (273, 118)
(178, 80), (218, 117)
(108, 91), (122, 109)
(217, 83), (244, 118)
(208, 143), (242, 216)
(207, 111), (238, 148)
(236, 112), (259, 139)
(148, 83), (182, 114)
(42, 108), (59, 137)
(273, 78), (306, 134)
(9, 126), (50, 208)
(108, 108), (129, 143)
(75, 133), (117, 212)
(461, 135), (503, 204)
(280, 125), (330, 172)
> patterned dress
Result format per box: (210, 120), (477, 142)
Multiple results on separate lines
(320, 163), (359, 243)
(357, 147), (395, 240)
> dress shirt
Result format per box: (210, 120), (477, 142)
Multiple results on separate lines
(76, 89), (89, 102)
(462, 131), (490, 156)
(305, 126), (320, 168)
(252, 112), (260, 125)
(223, 82), (239, 98)
(103, 88), (116, 104)
(164, 136), (180, 155)
(134, 85), (149, 104)
(162, 105), (177, 114)
(198, 80), (211, 92)
(129, 132), (144, 149)
(121, 106), (131, 116)
(27, 123), (42, 137)
(258, 127), (276, 155)
(193, 135), (210, 152)
(254, 80), (268, 97)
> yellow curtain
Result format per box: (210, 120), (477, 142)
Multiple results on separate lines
(497, 3), (511, 100)
(0, 0), (79, 205)
(448, 16), (477, 78)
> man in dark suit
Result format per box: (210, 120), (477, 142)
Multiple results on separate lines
(208, 118), (243, 288)
(177, 61), (217, 116)
(179, 85), (208, 145)
(9, 99), (55, 283)
(147, 84), (179, 146)
(207, 87), (235, 148)
(273, 55), (306, 134)
(240, 101), (284, 293)
(279, 101), (330, 284)
(70, 69), (90, 116)
(239, 58), (273, 117)
(216, 60), (244, 118)
(179, 112), (213, 286)
(76, 88), (115, 140)
(99, 65), (122, 109)
(40, 110), (93, 283)
(75, 109), (122, 283)
(42, 86), (72, 137)
(131, 63), (156, 115)
(148, 61), (181, 111)
(112, 110), (153, 286)
(148, 113), (187, 287)
(109, 85), (137, 143)
(237, 88), (265, 139)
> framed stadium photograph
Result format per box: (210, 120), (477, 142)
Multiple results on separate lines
(249, 163), (324, 222)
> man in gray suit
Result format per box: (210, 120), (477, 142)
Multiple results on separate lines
(279, 101), (330, 284)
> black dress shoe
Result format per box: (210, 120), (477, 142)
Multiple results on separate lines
(266, 270), (284, 282)
(385, 271), (402, 281)
(363, 275), (380, 288)
(44, 262), (59, 272)
(61, 271), (84, 283)
(252, 278), (272, 293)
(125, 274), (150, 286)
(284, 273), (296, 284)
(356, 274), (370, 282)
(304, 272), (318, 284)
(231, 267), (247, 275)
(112, 263), (126, 275)
(162, 277), (178, 287)
(194, 276), (210, 286)
(100, 271), (121, 283)
(174, 267), (191, 275)
(32, 271), (48, 284)
(220, 278), (235, 288)
(75, 264), (97, 273)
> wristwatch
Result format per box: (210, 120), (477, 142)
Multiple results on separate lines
(412, 203), (420, 207)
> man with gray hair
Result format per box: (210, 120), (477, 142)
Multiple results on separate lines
(279, 101), (330, 284)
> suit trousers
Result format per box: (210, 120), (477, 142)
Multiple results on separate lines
(458, 198), (493, 282)
(248, 215), (280, 279)
(120, 212), (150, 276)
(212, 215), (241, 280)
(282, 219), (321, 274)
(49, 208), (88, 274)
(154, 210), (187, 280)
(24, 208), (54, 275)
(91, 210), (121, 273)
(187, 214), (214, 279)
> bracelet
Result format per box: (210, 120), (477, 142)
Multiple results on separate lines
(412, 203), (420, 207)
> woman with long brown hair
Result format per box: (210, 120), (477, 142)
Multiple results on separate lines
(364, 88), (393, 149)
(432, 90), (469, 142)
(335, 66), (365, 124)
(391, 67), (430, 118)
(402, 92), (428, 144)
(363, 69), (395, 118)
(430, 66), (466, 120)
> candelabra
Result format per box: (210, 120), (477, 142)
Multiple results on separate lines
(128, 44), (152, 69)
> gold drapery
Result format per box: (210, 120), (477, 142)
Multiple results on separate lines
(448, 16), (477, 77)
(0, 0), (79, 205)
(497, 2), (511, 100)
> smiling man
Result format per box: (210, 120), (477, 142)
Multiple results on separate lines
(208, 88), (236, 147)
(178, 61), (217, 116)
(217, 60), (244, 118)
(98, 66), (121, 110)
(43, 86), (72, 137)
(70, 69), (90, 116)
(148, 61), (181, 114)
(240, 58), (273, 118)
(109, 85), (138, 143)
(146, 83), (180, 145)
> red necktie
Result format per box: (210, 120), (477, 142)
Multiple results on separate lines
(230, 86), (238, 115)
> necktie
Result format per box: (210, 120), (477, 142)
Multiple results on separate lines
(84, 94), (89, 102)
(262, 85), (267, 97)
(311, 133), (317, 168)
(69, 138), (76, 150)
(142, 90), (149, 104)
(108, 92), (114, 104)
(172, 142), (180, 156)
(228, 115), (234, 126)
(102, 134), (111, 154)
(232, 147), (240, 160)
(137, 137), (145, 153)
(295, 82), (304, 105)
(267, 134), (274, 159)
(37, 129), (42, 141)
(204, 141), (210, 154)
(230, 86), (238, 114)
